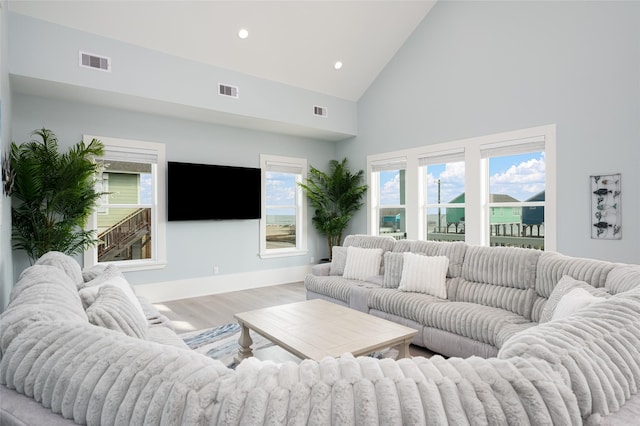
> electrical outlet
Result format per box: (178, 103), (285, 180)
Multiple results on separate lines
(213, 266), (219, 274)
(310, 257), (315, 264)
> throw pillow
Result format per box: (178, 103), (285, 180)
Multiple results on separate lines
(330, 246), (348, 276)
(35, 251), (84, 288)
(398, 253), (449, 299)
(383, 252), (405, 288)
(539, 275), (610, 323)
(82, 263), (108, 282)
(86, 285), (148, 339)
(79, 265), (146, 324)
(342, 246), (383, 281)
(551, 288), (604, 321)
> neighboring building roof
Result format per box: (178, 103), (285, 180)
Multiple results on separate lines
(525, 190), (545, 202)
(448, 193), (520, 203)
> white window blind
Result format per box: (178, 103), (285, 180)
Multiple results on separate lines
(370, 157), (407, 172)
(265, 161), (304, 175)
(480, 136), (545, 158)
(418, 149), (465, 166)
(102, 146), (159, 164)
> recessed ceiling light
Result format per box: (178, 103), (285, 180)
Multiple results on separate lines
(334, 61), (343, 70)
(238, 29), (249, 39)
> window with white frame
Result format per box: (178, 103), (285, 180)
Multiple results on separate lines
(367, 125), (556, 251)
(370, 158), (407, 240)
(260, 154), (307, 258)
(481, 138), (546, 249)
(84, 136), (166, 271)
(420, 150), (466, 242)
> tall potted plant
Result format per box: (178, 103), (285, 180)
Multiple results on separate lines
(4, 128), (105, 263)
(298, 158), (367, 259)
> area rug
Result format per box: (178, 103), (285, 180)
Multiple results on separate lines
(180, 323), (398, 369)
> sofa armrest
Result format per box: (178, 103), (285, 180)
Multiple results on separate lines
(311, 262), (331, 276)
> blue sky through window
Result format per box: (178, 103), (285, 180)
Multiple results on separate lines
(266, 171), (296, 216)
(380, 152), (545, 205)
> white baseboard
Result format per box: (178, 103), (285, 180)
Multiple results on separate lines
(134, 265), (312, 303)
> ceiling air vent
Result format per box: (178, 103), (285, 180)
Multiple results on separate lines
(79, 51), (111, 72)
(218, 83), (239, 98)
(313, 105), (328, 117)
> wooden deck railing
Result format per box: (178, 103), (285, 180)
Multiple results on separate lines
(98, 208), (151, 261)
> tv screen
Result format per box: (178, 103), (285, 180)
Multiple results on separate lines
(167, 161), (261, 221)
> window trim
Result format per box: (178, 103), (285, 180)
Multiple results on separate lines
(259, 154), (308, 259)
(366, 124), (556, 251)
(83, 135), (167, 272)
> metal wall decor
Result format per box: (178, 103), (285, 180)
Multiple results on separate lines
(591, 173), (621, 239)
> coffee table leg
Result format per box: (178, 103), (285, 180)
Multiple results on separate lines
(397, 339), (411, 359)
(235, 323), (253, 364)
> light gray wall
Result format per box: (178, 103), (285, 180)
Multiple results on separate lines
(9, 12), (357, 140)
(11, 93), (335, 285)
(0, 1), (13, 310)
(340, 0), (640, 263)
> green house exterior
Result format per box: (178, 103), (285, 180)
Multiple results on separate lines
(446, 193), (521, 225)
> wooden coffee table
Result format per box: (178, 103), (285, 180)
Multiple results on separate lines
(234, 299), (417, 363)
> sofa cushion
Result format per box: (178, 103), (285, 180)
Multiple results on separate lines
(368, 287), (449, 323)
(343, 247), (383, 281)
(342, 234), (396, 251)
(329, 246), (347, 275)
(539, 275), (610, 323)
(382, 252), (404, 288)
(499, 287), (640, 424)
(605, 264), (640, 295)
(81, 264), (108, 282)
(34, 251), (84, 288)
(145, 326), (190, 349)
(398, 253), (448, 298)
(304, 275), (355, 304)
(406, 240), (468, 278)
(86, 285), (148, 338)
(551, 288), (606, 321)
(421, 301), (535, 348)
(1, 265), (88, 355)
(535, 251), (615, 298)
(449, 279), (536, 319)
(78, 265), (146, 324)
(461, 245), (540, 290)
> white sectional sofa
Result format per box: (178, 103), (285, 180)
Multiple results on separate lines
(1, 249), (640, 424)
(305, 235), (640, 359)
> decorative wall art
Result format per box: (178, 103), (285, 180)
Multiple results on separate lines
(590, 173), (621, 240)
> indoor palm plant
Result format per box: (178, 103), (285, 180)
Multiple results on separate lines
(298, 158), (367, 259)
(4, 128), (105, 263)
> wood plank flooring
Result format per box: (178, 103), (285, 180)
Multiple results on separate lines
(155, 282), (434, 358)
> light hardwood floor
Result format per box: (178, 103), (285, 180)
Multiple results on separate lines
(155, 282), (434, 358)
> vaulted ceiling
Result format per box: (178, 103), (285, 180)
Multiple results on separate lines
(9, 0), (437, 101)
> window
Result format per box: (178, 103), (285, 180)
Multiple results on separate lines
(260, 155), (307, 258)
(482, 141), (546, 249)
(367, 125), (556, 251)
(84, 136), (166, 271)
(370, 158), (407, 240)
(420, 150), (465, 242)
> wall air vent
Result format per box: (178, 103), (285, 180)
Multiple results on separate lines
(313, 105), (328, 117)
(79, 51), (111, 72)
(218, 83), (239, 98)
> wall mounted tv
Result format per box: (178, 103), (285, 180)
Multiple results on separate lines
(167, 161), (261, 221)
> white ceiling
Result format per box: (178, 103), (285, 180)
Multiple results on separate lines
(9, 0), (437, 101)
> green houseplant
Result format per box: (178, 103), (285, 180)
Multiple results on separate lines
(5, 129), (105, 263)
(298, 158), (367, 259)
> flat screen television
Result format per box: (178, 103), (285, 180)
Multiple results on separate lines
(167, 161), (261, 221)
